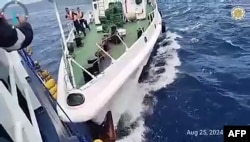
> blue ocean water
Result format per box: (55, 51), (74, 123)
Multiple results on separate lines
(143, 1), (250, 142)
(11, 0), (250, 141)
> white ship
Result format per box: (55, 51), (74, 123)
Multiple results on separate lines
(56, 0), (163, 130)
(0, 0), (165, 141)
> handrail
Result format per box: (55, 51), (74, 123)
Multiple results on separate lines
(62, 3), (161, 89)
(96, 43), (115, 61)
(53, 0), (68, 54)
(67, 56), (76, 88)
(99, 7), (159, 78)
(9, 56), (43, 141)
(0, 72), (43, 142)
(71, 59), (97, 79)
(116, 33), (129, 50)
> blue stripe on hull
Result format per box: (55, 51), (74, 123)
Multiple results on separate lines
(34, 107), (60, 142)
(66, 122), (94, 142)
(21, 59), (93, 142)
(22, 59), (62, 141)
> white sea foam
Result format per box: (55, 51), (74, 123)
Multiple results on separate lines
(118, 31), (182, 142)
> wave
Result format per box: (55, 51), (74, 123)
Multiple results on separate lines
(217, 39), (246, 53)
(190, 38), (199, 43)
(182, 7), (191, 14)
(141, 32), (181, 92)
(178, 22), (203, 32)
(117, 31), (182, 142)
(225, 40), (244, 49)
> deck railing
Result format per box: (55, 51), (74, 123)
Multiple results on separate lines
(0, 53), (43, 142)
(63, 2), (160, 89)
(68, 31), (131, 88)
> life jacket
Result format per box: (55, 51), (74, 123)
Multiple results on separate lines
(66, 11), (74, 20)
(71, 12), (78, 21)
(77, 11), (84, 20)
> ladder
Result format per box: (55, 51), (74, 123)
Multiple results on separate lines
(98, 0), (105, 16)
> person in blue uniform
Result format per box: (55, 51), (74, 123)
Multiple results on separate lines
(0, 12), (33, 52)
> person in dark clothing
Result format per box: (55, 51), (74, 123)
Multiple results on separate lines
(0, 12), (33, 52)
(77, 7), (90, 31)
(65, 8), (86, 36)
(72, 10), (86, 36)
(0, 13), (34, 89)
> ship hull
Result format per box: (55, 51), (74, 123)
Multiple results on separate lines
(56, 3), (163, 127)
(94, 49), (153, 127)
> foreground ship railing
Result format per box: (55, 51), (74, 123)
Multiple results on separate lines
(0, 0), (95, 140)
(0, 52), (43, 142)
(19, 47), (92, 142)
(0, 82), (42, 142)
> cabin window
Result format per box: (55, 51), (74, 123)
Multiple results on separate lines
(0, 124), (13, 142)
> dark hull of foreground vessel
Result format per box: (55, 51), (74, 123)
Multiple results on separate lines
(21, 55), (116, 142)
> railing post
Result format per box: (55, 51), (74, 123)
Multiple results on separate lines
(68, 57), (77, 88)
(96, 43), (116, 62)
(116, 34), (129, 51)
(136, 21), (144, 31)
(71, 59), (96, 79)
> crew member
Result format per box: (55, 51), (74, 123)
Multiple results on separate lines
(0, 12), (33, 51)
(0, 12), (34, 89)
(77, 7), (90, 31)
(66, 8), (86, 36)
(65, 7), (73, 20)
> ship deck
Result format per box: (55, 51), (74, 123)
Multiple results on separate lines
(71, 4), (154, 88)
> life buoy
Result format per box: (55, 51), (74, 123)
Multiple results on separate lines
(38, 69), (58, 99)
(49, 84), (57, 95)
(45, 78), (56, 90)
(93, 139), (103, 142)
(45, 78), (57, 99)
